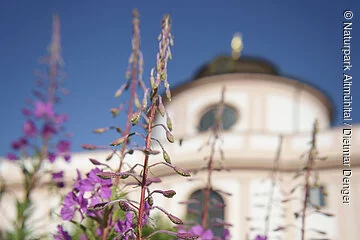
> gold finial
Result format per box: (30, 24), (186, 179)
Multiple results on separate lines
(231, 33), (243, 60)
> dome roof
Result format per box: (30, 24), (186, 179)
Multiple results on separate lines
(193, 55), (278, 80)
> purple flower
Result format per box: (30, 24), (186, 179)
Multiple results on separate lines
(223, 228), (230, 240)
(60, 191), (88, 220)
(11, 140), (22, 150)
(255, 235), (268, 240)
(178, 225), (213, 240)
(7, 153), (18, 161)
(57, 140), (71, 162)
(11, 138), (28, 150)
(115, 212), (134, 237)
(142, 201), (151, 225)
(52, 170), (65, 188)
(53, 225), (72, 240)
(22, 108), (32, 116)
(190, 225), (213, 240)
(64, 155), (71, 162)
(34, 101), (54, 119)
(55, 114), (69, 124)
(48, 152), (57, 162)
(80, 234), (87, 240)
(57, 140), (70, 154)
(41, 123), (57, 139)
(78, 168), (112, 200)
(23, 120), (37, 137)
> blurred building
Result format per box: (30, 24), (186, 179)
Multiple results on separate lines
(1, 47), (359, 240)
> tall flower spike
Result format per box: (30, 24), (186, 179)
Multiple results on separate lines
(6, 15), (71, 238)
(137, 13), (178, 240)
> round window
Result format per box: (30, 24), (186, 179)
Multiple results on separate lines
(198, 105), (237, 132)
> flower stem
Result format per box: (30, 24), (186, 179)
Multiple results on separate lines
(118, 9), (141, 175)
(300, 121), (318, 240)
(201, 87), (225, 230)
(264, 135), (283, 236)
(137, 103), (157, 239)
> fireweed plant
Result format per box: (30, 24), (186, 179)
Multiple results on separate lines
(57, 10), (199, 240)
(275, 120), (333, 240)
(177, 87), (231, 240)
(1, 15), (71, 239)
(246, 136), (285, 240)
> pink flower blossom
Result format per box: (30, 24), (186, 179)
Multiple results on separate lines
(22, 108), (32, 116)
(41, 123), (57, 139)
(23, 120), (37, 137)
(7, 153), (18, 161)
(34, 101), (55, 118)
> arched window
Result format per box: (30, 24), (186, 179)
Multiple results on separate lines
(198, 105), (238, 132)
(187, 189), (225, 237)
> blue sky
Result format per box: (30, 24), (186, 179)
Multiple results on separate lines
(0, 1), (358, 156)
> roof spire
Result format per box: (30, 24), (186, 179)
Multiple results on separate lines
(231, 33), (243, 60)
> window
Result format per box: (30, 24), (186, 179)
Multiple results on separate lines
(187, 189), (225, 237)
(198, 105), (237, 132)
(307, 185), (326, 208)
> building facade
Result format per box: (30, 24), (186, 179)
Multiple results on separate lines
(1, 55), (359, 240)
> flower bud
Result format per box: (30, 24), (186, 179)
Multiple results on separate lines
(114, 83), (128, 98)
(158, 100), (165, 117)
(118, 201), (131, 212)
(162, 190), (176, 198)
(93, 127), (109, 134)
(134, 93), (141, 109)
(110, 136), (127, 146)
(163, 150), (171, 164)
(89, 158), (102, 165)
(166, 86), (171, 101)
(166, 131), (174, 143)
(88, 202), (108, 211)
(97, 172), (117, 179)
(110, 108), (119, 118)
(147, 196), (154, 206)
(166, 116), (172, 131)
(168, 214), (183, 225)
(81, 144), (97, 150)
(174, 166), (191, 177)
(130, 110), (141, 125)
(176, 233), (200, 240)
(142, 90), (148, 109)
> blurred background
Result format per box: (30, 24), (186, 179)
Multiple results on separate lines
(0, 0), (358, 156)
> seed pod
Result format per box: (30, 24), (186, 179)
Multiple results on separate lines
(130, 110), (141, 125)
(134, 93), (141, 109)
(158, 100), (165, 117)
(110, 135), (128, 146)
(110, 108), (119, 118)
(93, 127), (109, 134)
(147, 196), (154, 206)
(166, 131), (175, 143)
(166, 86), (171, 101)
(166, 116), (172, 131)
(142, 90), (148, 109)
(174, 166), (191, 177)
(114, 83), (128, 98)
(163, 150), (171, 164)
